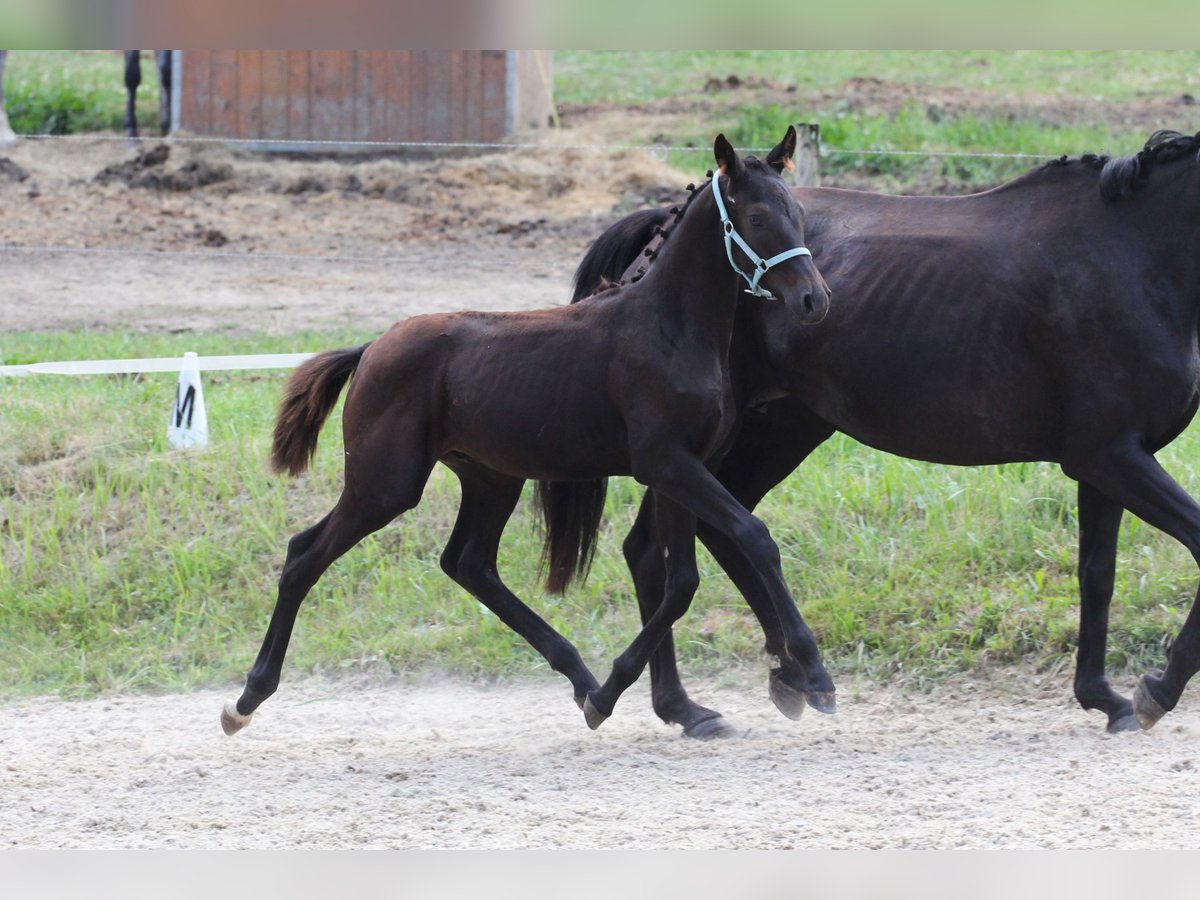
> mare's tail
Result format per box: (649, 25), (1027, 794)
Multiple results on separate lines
(533, 207), (670, 594)
(535, 478), (608, 596)
(271, 343), (372, 476)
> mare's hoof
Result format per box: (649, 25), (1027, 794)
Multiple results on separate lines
(1133, 671), (1168, 731)
(805, 690), (837, 715)
(1106, 712), (1142, 734)
(221, 701), (254, 736)
(573, 693), (587, 712)
(768, 671), (807, 721)
(682, 714), (736, 741)
(583, 696), (609, 731)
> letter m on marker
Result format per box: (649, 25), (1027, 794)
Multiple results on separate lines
(174, 385), (197, 428)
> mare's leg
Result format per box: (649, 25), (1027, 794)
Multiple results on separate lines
(588, 454), (834, 724)
(123, 51), (141, 139)
(585, 493), (701, 728)
(1065, 438), (1200, 730)
(441, 462), (599, 709)
(1074, 480), (1139, 733)
(155, 51), (172, 135)
(623, 494), (732, 738)
(223, 426), (436, 735)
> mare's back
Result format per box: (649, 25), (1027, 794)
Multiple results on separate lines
(783, 170), (1134, 464)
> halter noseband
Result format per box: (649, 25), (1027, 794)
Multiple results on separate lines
(711, 173), (811, 298)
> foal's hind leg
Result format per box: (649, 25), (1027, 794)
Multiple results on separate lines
(1074, 481), (1139, 733)
(224, 426), (436, 734)
(441, 461), (599, 710)
(1066, 439), (1200, 730)
(222, 490), (417, 734)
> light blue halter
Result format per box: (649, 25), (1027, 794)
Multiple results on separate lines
(711, 173), (812, 298)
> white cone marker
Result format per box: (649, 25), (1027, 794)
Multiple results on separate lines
(168, 351), (209, 449)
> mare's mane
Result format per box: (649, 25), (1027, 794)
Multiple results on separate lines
(1035, 129), (1200, 201)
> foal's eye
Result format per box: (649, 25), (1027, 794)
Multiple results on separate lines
(748, 214), (765, 227)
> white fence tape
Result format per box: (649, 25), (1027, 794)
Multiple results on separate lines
(0, 352), (314, 378)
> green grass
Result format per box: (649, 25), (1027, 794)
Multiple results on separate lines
(2, 50), (162, 135)
(555, 50), (1200, 193)
(553, 51), (1200, 107)
(2, 331), (1192, 697)
(723, 104), (1130, 193)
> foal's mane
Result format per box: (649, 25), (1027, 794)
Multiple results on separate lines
(1037, 129), (1200, 201)
(578, 176), (711, 300)
(577, 156), (784, 301)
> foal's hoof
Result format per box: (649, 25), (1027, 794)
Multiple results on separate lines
(221, 700), (254, 736)
(768, 670), (807, 721)
(682, 714), (736, 741)
(583, 696), (609, 731)
(805, 690), (838, 715)
(1133, 670), (1169, 731)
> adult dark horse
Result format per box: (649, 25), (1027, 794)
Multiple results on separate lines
(566, 129), (1200, 736)
(221, 129), (833, 737)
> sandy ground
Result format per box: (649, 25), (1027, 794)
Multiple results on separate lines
(5, 87), (1200, 851)
(2, 667), (1200, 850)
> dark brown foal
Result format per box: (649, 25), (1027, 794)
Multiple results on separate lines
(222, 128), (832, 737)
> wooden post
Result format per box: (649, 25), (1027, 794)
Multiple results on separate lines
(793, 122), (820, 187)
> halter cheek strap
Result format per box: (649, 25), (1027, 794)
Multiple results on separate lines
(711, 174), (811, 298)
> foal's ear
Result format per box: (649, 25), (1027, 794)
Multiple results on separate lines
(766, 125), (798, 174)
(714, 133), (743, 177)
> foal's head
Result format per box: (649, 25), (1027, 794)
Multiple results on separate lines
(713, 127), (831, 325)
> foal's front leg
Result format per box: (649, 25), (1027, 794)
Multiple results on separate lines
(586, 455), (835, 727)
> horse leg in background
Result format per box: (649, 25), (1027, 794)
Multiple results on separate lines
(1074, 481), (1140, 733)
(586, 455), (834, 726)
(223, 421), (437, 735)
(123, 51), (142, 139)
(621, 494), (733, 738)
(0, 50), (14, 145)
(1065, 439), (1200, 730)
(584, 492), (702, 729)
(440, 460), (600, 709)
(154, 50), (172, 135)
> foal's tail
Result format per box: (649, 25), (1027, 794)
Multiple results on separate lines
(531, 207), (667, 594)
(271, 343), (372, 476)
(535, 478), (608, 595)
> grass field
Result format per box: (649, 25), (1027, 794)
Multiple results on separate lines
(3, 51), (1199, 698)
(2, 332), (1193, 697)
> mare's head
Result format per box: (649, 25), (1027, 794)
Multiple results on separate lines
(712, 126), (831, 325)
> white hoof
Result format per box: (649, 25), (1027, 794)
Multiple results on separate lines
(221, 700), (254, 736)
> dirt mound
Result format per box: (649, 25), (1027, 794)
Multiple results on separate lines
(93, 143), (233, 191)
